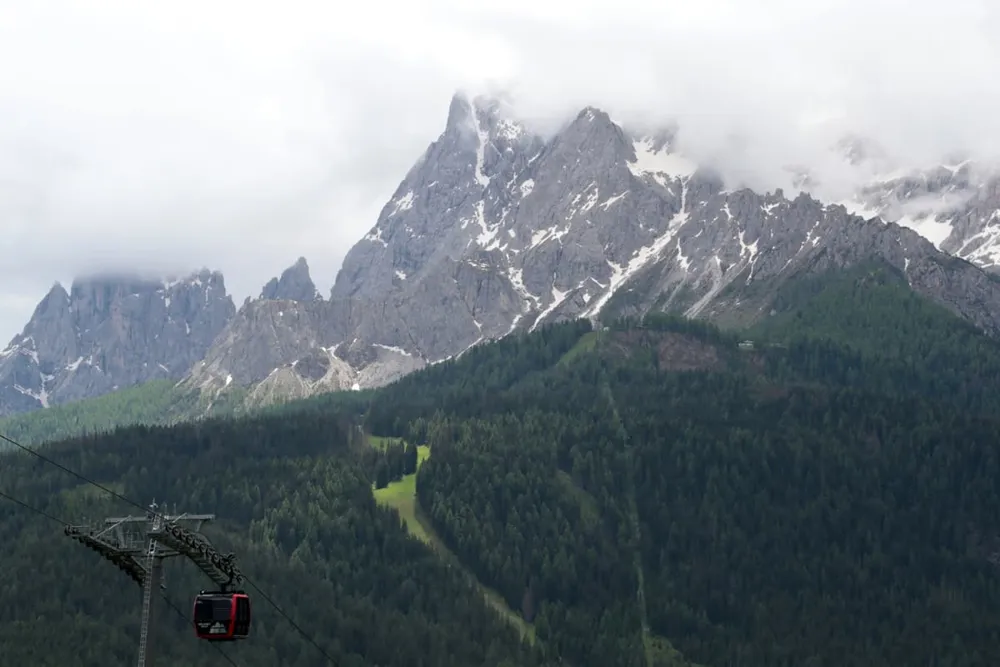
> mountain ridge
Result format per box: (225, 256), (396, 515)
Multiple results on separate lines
(0, 268), (234, 417)
(4, 91), (1000, 417)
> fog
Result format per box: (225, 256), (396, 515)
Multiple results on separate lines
(1, 0), (998, 343)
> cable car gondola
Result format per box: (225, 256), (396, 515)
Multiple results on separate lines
(193, 590), (252, 641)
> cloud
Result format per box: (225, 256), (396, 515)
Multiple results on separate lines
(1, 0), (998, 342)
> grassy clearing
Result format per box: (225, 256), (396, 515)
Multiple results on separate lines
(557, 330), (601, 367)
(367, 434), (404, 450)
(555, 470), (601, 531)
(372, 445), (435, 544)
(369, 436), (536, 644)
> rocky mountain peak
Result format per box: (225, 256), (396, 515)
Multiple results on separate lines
(571, 106), (627, 141)
(29, 282), (71, 324)
(444, 91), (476, 136)
(794, 132), (1000, 274)
(538, 106), (637, 188)
(10, 90), (1000, 419)
(0, 268), (235, 416)
(331, 93), (545, 301)
(260, 257), (321, 302)
(320, 92), (1000, 369)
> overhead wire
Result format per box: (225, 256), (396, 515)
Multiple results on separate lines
(0, 430), (339, 665)
(0, 487), (70, 526)
(0, 486), (241, 667)
(0, 432), (140, 510)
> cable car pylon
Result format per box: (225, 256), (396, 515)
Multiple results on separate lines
(64, 500), (249, 667)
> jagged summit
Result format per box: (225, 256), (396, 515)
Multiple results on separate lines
(444, 92), (480, 137)
(5, 90), (1000, 417)
(324, 90), (1000, 370)
(0, 267), (234, 416)
(135, 87), (1000, 413)
(33, 282), (71, 313)
(259, 257), (321, 302)
(43, 281), (69, 297)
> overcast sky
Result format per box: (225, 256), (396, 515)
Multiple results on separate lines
(1, 0), (999, 344)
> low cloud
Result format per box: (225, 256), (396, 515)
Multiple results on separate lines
(1, 0), (998, 341)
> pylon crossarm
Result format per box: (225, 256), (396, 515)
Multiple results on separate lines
(152, 520), (243, 589)
(64, 526), (165, 591)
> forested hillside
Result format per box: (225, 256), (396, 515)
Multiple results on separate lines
(3, 262), (1000, 666)
(0, 397), (545, 667)
(0, 379), (243, 449)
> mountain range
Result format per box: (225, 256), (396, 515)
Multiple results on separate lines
(2, 91), (1000, 418)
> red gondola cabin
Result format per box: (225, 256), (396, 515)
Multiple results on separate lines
(193, 591), (252, 641)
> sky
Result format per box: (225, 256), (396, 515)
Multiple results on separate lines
(1, 0), (999, 343)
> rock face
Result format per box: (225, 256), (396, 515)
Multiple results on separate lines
(182, 257), (426, 402)
(818, 139), (1000, 272)
(259, 257), (321, 302)
(0, 270), (235, 416)
(181, 94), (1000, 407)
(8, 92), (1000, 417)
(319, 94), (1000, 350)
